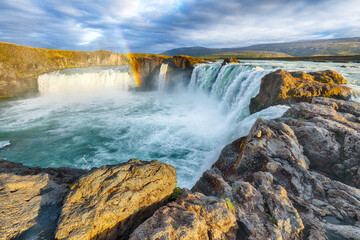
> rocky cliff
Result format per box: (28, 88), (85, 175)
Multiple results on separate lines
(250, 69), (352, 113)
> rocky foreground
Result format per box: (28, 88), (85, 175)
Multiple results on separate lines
(193, 97), (360, 239)
(1, 97), (359, 240)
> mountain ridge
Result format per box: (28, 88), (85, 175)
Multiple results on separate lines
(162, 37), (360, 57)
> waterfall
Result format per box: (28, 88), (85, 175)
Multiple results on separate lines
(188, 63), (222, 91)
(189, 62), (289, 140)
(158, 64), (168, 91)
(190, 63), (270, 120)
(38, 66), (133, 95)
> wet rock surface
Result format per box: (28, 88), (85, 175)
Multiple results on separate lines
(55, 159), (177, 240)
(194, 97), (360, 240)
(250, 69), (352, 113)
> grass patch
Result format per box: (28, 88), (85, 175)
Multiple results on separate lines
(170, 187), (182, 201)
(225, 198), (236, 213)
(263, 197), (278, 226)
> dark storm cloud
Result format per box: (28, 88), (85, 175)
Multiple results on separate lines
(0, 0), (359, 53)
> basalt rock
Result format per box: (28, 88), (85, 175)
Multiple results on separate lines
(222, 57), (241, 66)
(193, 97), (360, 240)
(166, 55), (207, 88)
(129, 189), (237, 240)
(0, 160), (84, 239)
(55, 159), (177, 240)
(249, 69), (352, 114)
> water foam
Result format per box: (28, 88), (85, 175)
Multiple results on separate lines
(0, 141), (11, 149)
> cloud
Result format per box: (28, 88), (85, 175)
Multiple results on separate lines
(0, 0), (359, 53)
(76, 25), (103, 46)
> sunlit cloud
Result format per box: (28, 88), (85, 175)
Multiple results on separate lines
(78, 29), (103, 46)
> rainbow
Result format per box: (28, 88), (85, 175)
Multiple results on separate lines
(117, 28), (141, 87)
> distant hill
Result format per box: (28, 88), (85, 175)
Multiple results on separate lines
(162, 37), (360, 57)
(208, 50), (291, 58)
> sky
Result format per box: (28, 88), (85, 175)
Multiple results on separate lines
(0, 0), (360, 53)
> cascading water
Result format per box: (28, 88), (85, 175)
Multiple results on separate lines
(38, 66), (133, 95)
(189, 63), (284, 130)
(188, 62), (222, 91)
(1, 60), (359, 188)
(157, 64), (168, 91)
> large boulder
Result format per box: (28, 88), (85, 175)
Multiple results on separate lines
(129, 189), (237, 240)
(0, 160), (84, 240)
(55, 159), (177, 240)
(249, 69), (352, 113)
(194, 98), (360, 239)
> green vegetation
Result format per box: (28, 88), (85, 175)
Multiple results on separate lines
(263, 197), (278, 226)
(170, 187), (182, 201)
(225, 198), (236, 213)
